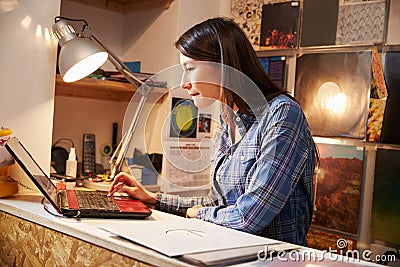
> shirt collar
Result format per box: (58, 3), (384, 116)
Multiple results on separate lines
(233, 110), (256, 137)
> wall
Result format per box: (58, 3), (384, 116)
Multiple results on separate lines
(122, 2), (179, 73)
(177, 0), (228, 36)
(52, 96), (128, 169)
(123, 0), (232, 73)
(0, 0), (60, 183)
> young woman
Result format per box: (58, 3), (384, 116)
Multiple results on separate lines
(109, 17), (318, 246)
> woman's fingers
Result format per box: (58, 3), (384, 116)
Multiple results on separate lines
(109, 173), (132, 194)
(107, 181), (124, 196)
(107, 172), (156, 204)
(186, 205), (203, 218)
(109, 173), (126, 187)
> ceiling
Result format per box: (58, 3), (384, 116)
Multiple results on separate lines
(63, 0), (174, 14)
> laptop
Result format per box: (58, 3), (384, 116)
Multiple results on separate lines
(5, 137), (152, 219)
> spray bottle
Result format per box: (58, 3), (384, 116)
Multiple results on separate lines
(65, 147), (77, 178)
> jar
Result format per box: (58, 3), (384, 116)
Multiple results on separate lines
(0, 127), (18, 198)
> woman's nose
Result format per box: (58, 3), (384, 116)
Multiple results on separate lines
(181, 81), (191, 90)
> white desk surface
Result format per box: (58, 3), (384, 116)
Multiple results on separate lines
(0, 193), (194, 266)
(0, 193), (380, 267)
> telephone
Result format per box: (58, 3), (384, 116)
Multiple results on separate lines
(82, 133), (96, 174)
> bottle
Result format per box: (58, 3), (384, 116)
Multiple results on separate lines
(0, 127), (18, 197)
(65, 147), (77, 178)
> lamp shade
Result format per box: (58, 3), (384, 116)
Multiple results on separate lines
(59, 38), (108, 82)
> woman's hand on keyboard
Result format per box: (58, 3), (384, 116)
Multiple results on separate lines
(107, 172), (157, 205)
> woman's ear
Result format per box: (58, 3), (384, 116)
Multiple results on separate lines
(219, 87), (224, 103)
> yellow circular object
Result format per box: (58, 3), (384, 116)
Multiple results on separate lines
(0, 127), (17, 198)
(175, 105), (194, 131)
(0, 127), (12, 137)
(0, 165), (18, 198)
(171, 99), (197, 138)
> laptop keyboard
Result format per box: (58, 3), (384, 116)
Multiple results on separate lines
(74, 190), (119, 211)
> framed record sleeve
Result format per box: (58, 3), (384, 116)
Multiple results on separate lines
(295, 51), (372, 139)
(259, 1), (300, 49)
(313, 143), (364, 234)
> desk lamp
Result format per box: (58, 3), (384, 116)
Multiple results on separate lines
(52, 16), (153, 179)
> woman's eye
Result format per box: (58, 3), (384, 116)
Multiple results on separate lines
(186, 67), (194, 72)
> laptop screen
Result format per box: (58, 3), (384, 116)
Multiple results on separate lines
(5, 137), (59, 210)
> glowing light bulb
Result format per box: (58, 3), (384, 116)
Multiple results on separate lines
(317, 82), (347, 114)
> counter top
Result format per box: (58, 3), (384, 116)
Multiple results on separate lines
(0, 193), (381, 267)
(0, 193), (191, 266)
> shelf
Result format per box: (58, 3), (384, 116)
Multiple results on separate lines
(255, 44), (400, 58)
(55, 74), (137, 102)
(255, 44), (382, 57)
(64, 0), (174, 13)
(313, 136), (400, 151)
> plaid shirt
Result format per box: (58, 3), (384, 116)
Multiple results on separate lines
(157, 94), (316, 246)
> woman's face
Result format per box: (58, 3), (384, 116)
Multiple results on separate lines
(179, 53), (222, 108)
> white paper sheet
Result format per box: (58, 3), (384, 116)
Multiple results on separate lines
(100, 218), (278, 257)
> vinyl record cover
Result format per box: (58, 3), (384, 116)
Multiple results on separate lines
(231, 0), (291, 49)
(295, 51), (371, 139)
(336, 1), (387, 45)
(339, 0), (384, 3)
(300, 0), (339, 47)
(231, 0), (264, 48)
(313, 143), (364, 234)
(258, 56), (286, 88)
(380, 52), (400, 145)
(387, 0), (400, 45)
(371, 46), (388, 99)
(370, 149), (400, 245)
(367, 98), (386, 142)
(259, 1), (300, 49)
(367, 47), (387, 142)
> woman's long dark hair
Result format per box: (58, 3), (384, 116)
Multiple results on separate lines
(176, 17), (320, 188)
(175, 17), (286, 114)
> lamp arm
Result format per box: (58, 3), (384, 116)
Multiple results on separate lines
(109, 90), (150, 179)
(81, 29), (153, 179)
(89, 32), (144, 88)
